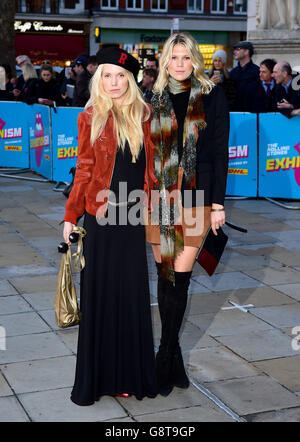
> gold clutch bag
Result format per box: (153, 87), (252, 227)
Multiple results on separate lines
(54, 226), (86, 328)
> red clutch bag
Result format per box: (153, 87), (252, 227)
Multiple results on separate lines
(196, 227), (228, 276)
(196, 221), (247, 276)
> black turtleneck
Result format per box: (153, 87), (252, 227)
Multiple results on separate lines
(169, 90), (190, 164)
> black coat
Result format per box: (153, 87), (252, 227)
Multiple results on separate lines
(220, 76), (237, 112)
(258, 81), (277, 113)
(195, 85), (229, 206)
(274, 75), (300, 118)
(230, 60), (265, 113)
(72, 70), (92, 107)
(20, 78), (38, 104)
(23, 78), (61, 105)
(208, 71), (237, 112)
(177, 85), (229, 207)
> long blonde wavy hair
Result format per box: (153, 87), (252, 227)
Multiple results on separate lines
(154, 32), (214, 95)
(85, 64), (150, 160)
(22, 63), (38, 82)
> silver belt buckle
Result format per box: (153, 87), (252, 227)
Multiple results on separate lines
(108, 197), (140, 208)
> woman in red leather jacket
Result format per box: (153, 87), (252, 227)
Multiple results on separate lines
(63, 48), (158, 405)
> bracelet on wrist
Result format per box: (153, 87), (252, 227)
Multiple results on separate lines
(211, 207), (225, 212)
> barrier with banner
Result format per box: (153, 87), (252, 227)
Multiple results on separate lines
(226, 112), (258, 198)
(28, 104), (52, 180)
(258, 113), (300, 199)
(2, 103), (300, 201)
(0, 102), (30, 168)
(51, 107), (83, 183)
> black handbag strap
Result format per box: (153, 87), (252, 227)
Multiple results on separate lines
(225, 221), (248, 233)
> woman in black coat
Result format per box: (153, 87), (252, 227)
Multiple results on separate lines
(24, 64), (61, 106)
(146, 32), (229, 397)
(208, 49), (237, 111)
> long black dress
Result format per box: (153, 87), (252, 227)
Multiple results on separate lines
(71, 143), (157, 405)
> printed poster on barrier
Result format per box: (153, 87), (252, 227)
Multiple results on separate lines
(226, 113), (258, 198)
(29, 104), (52, 179)
(0, 102), (29, 168)
(51, 107), (83, 183)
(259, 113), (300, 199)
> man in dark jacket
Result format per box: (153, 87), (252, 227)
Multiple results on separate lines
(230, 41), (265, 113)
(141, 68), (157, 103)
(72, 55), (98, 107)
(259, 59), (277, 112)
(273, 61), (300, 118)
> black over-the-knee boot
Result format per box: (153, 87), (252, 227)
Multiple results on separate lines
(171, 271), (192, 389)
(155, 262), (174, 396)
(156, 267), (192, 396)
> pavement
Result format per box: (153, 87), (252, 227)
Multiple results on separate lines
(1, 170), (300, 422)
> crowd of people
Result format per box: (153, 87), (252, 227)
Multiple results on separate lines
(223, 40), (300, 117)
(0, 54), (97, 108)
(207, 41), (300, 118)
(1, 40), (300, 118)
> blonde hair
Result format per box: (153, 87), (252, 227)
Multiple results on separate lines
(22, 63), (38, 82)
(154, 32), (214, 95)
(85, 64), (150, 160)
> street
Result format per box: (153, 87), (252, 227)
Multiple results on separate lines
(0, 171), (300, 422)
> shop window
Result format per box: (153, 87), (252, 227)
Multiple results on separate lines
(151, 0), (168, 12)
(25, 0), (46, 13)
(126, 0), (143, 9)
(15, 0), (21, 12)
(234, 0), (247, 14)
(199, 44), (227, 70)
(211, 0), (226, 14)
(101, 0), (119, 9)
(64, 0), (77, 8)
(187, 0), (203, 13)
(50, 0), (60, 13)
(20, 0), (61, 12)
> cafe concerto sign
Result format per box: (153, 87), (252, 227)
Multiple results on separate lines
(14, 20), (86, 35)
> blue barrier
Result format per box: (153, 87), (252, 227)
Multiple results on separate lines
(226, 113), (258, 197)
(51, 107), (82, 182)
(28, 104), (52, 180)
(0, 102), (29, 168)
(1, 100), (300, 200)
(258, 113), (300, 199)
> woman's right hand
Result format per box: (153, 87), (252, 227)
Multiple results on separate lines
(63, 221), (75, 244)
(210, 74), (221, 85)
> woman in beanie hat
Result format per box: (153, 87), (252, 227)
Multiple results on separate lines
(209, 49), (237, 111)
(63, 48), (158, 405)
(146, 33), (229, 396)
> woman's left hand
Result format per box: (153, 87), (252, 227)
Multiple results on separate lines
(211, 205), (225, 236)
(277, 99), (293, 109)
(38, 98), (53, 106)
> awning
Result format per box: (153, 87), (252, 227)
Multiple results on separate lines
(15, 34), (86, 62)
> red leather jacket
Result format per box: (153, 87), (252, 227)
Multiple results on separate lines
(63, 107), (158, 225)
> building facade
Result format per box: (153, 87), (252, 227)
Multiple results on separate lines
(90, 0), (247, 68)
(14, 0), (92, 66)
(14, 0), (247, 68)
